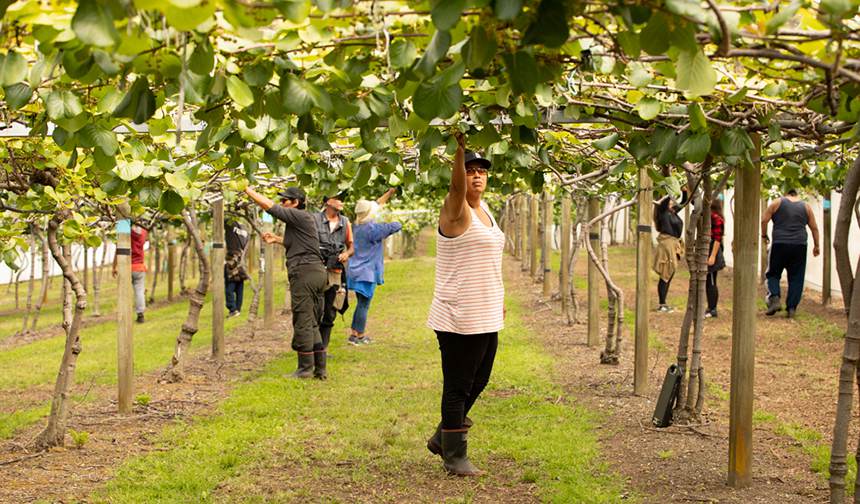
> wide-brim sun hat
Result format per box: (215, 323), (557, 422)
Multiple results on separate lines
(354, 200), (379, 225)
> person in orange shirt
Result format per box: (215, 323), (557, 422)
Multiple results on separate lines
(113, 222), (149, 323)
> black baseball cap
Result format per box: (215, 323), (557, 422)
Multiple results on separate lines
(278, 186), (306, 201)
(464, 151), (491, 170)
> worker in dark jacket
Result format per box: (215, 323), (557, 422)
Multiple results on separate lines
(244, 185), (328, 379)
(224, 218), (250, 317)
(314, 196), (353, 351)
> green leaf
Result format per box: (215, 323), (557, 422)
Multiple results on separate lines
(431, 0), (465, 31)
(389, 40), (417, 69)
(640, 13), (669, 56)
(281, 74), (332, 114)
(415, 30), (451, 79)
(635, 97), (661, 120)
(678, 133), (711, 163)
(113, 77), (157, 124)
(719, 128), (753, 156)
(503, 51), (539, 95)
(675, 48), (716, 97)
(227, 75), (255, 108)
(276, 0), (311, 22)
(494, 0), (523, 20)
(522, 0), (569, 48)
(138, 183), (162, 208)
(165, 1), (216, 31)
(4, 83), (32, 109)
(46, 91), (83, 120)
(592, 132), (619, 151)
(79, 124), (119, 155)
(665, 0), (707, 22)
(189, 39), (214, 75)
(765, 1), (800, 35)
(159, 190), (185, 215)
(0, 51), (27, 86)
(617, 31), (640, 59)
(821, 0), (857, 20)
(687, 103), (708, 132)
(243, 62), (273, 87)
(115, 160), (146, 181)
(462, 26), (497, 72)
(164, 171), (190, 189)
(72, 0), (119, 47)
(412, 80), (462, 120)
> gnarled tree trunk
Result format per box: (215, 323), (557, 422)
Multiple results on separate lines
(828, 155), (860, 503)
(34, 216), (88, 450)
(162, 209), (210, 383)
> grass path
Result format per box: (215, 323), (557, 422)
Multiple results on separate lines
(96, 256), (625, 503)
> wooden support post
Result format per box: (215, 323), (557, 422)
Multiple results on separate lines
(728, 134), (761, 488)
(561, 195), (572, 315)
(519, 195), (528, 269)
(116, 220), (133, 413)
(542, 191), (553, 298)
(530, 195), (539, 280)
(822, 193), (832, 306)
(263, 213), (275, 328)
(167, 226), (175, 302)
(759, 198), (768, 285)
(634, 167), (653, 395)
(211, 198), (226, 361)
(587, 197), (600, 347)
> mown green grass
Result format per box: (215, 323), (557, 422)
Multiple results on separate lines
(0, 401), (50, 439)
(0, 265), (176, 343)
(0, 281), (272, 390)
(97, 257), (626, 503)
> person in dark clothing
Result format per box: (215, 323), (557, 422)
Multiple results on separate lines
(315, 197), (354, 350)
(705, 197), (726, 318)
(244, 185), (328, 379)
(652, 196), (684, 312)
(224, 219), (250, 317)
(762, 189), (821, 318)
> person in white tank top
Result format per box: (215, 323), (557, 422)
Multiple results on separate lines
(425, 131), (505, 477)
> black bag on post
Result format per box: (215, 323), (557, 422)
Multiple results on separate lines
(652, 364), (682, 428)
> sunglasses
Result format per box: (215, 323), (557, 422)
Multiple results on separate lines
(465, 167), (488, 175)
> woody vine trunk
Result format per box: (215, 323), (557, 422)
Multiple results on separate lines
(34, 216), (88, 450)
(161, 209), (210, 383)
(828, 155), (860, 503)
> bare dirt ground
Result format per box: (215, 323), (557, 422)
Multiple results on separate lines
(505, 245), (852, 503)
(0, 315), (291, 504)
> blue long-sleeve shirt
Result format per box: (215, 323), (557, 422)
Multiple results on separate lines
(347, 221), (402, 290)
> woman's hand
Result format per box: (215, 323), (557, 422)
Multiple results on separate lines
(337, 251), (349, 264)
(707, 255), (716, 266)
(262, 232), (280, 244)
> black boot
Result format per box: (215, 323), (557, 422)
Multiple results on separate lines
(427, 417), (473, 457)
(441, 429), (481, 476)
(766, 295), (781, 316)
(313, 350), (327, 380)
(288, 352), (314, 379)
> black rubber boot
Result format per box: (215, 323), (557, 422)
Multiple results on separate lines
(288, 352), (314, 379)
(313, 350), (327, 380)
(441, 429), (481, 476)
(765, 295), (782, 316)
(427, 417), (473, 457)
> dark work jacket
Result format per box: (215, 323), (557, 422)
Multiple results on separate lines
(315, 212), (350, 271)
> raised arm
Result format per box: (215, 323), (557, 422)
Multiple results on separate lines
(244, 186), (274, 211)
(377, 188), (397, 206)
(806, 203), (820, 256)
(438, 132), (469, 237)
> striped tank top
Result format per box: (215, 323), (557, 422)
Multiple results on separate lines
(427, 203), (506, 335)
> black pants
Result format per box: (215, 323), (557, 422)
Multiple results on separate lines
(225, 279), (244, 313)
(706, 271), (718, 312)
(436, 331), (498, 430)
(288, 263), (326, 353)
(766, 243), (807, 311)
(319, 284), (339, 349)
(658, 274), (673, 305)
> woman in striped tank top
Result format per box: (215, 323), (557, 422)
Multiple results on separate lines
(425, 132), (505, 477)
